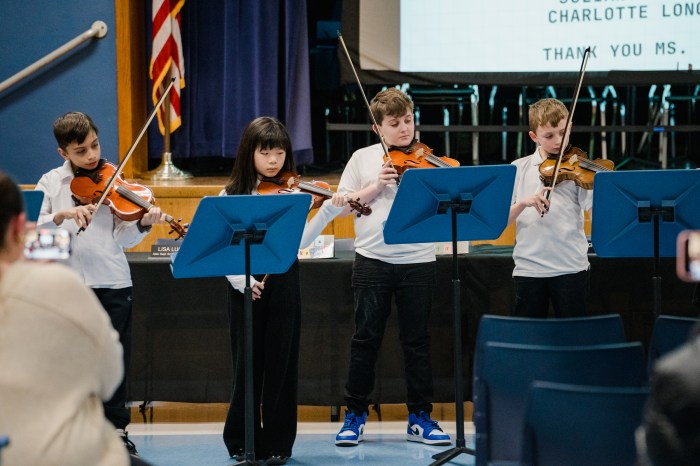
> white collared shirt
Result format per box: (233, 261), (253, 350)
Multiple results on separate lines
(36, 160), (150, 288)
(511, 150), (592, 277)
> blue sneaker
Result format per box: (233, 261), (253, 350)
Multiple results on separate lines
(335, 410), (367, 446)
(406, 411), (451, 445)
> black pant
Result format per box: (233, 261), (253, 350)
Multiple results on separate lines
(223, 261), (301, 459)
(93, 287), (133, 430)
(344, 253), (437, 415)
(513, 269), (590, 318)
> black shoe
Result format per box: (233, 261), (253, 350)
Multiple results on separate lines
(119, 430), (138, 456)
(265, 454), (288, 465)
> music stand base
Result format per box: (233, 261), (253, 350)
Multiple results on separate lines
(145, 151), (193, 180)
(431, 445), (476, 466)
(233, 459), (265, 466)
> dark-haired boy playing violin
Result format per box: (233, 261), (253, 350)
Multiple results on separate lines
(35, 111), (167, 457)
(508, 98), (592, 318)
(323, 87), (451, 447)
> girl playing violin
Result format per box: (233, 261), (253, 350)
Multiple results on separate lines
(220, 116), (343, 464)
(35, 111), (168, 457)
(507, 98), (592, 318)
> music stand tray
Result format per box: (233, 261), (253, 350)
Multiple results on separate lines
(592, 169), (700, 315)
(171, 194), (311, 278)
(171, 193), (311, 465)
(384, 165), (516, 465)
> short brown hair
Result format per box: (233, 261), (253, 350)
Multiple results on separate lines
(53, 112), (99, 150)
(369, 88), (414, 125)
(528, 98), (568, 133)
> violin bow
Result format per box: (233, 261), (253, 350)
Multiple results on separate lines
(543, 47), (590, 213)
(337, 32), (394, 167)
(77, 77), (176, 234)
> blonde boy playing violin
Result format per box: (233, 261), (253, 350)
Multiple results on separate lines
(508, 98), (592, 318)
(35, 112), (167, 456)
(323, 88), (451, 447)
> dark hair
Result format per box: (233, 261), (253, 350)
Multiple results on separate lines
(224, 117), (295, 195)
(0, 171), (23, 249)
(53, 112), (99, 150)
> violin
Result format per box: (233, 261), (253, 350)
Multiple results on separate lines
(538, 145), (614, 190)
(385, 141), (460, 174)
(257, 170), (372, 217)
(71, 160), (187, 238)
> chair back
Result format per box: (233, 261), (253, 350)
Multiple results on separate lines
(474, 341), (647, 466)
(648, 315), (699, 373)
(0, 435), (8, 466)
(476, 313), (626, 350)
(522, 382), (649, 466)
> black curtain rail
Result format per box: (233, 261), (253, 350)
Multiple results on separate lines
(326, 123), (700, 133)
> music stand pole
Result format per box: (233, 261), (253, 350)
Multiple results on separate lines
(431, 200), (474, 465)
(241, 234), (260, 465)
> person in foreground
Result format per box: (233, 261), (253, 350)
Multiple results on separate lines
(0, 170), (142, 466)
(507, 97), (593, 317)
(35, 112), (168, 456)
(637, 328), (700, 466)
(220, 116), (344, 465)
(321, 87), (451, 447)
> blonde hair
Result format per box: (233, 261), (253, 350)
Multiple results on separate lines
(369, 88), (414, 124)
(528, 98), (568, 133)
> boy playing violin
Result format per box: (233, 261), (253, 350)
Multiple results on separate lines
(35, 112), (167, 456)
(507, 98), (592, 317)
(321, 87), (451, 447)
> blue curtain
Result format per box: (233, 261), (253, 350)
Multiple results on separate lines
(146, 0), (313, 166)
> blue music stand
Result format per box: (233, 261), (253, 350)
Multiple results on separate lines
(171, 194), (311, 465)
(22, 190), (44, 222)
(384, 165), (516, 465)
(592, 170), (700, 316)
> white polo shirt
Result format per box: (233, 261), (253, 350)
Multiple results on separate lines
(511, 150), (592, 277)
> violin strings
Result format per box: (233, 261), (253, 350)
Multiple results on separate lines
(115, 185), (152, 209)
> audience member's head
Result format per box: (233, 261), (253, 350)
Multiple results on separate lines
(639, 330), (700, 466)
(0, 171), (26, 265)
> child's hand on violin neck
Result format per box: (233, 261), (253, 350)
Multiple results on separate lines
(140, 207), (168, 227)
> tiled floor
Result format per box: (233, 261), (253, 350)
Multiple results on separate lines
(129, 421), (476, 465)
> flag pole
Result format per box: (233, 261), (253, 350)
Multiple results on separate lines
(145, 63), (192, 180)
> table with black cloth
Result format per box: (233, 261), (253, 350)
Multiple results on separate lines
(127, 247), (698, 406)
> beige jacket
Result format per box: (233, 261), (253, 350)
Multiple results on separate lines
(0, 261), (128, 466)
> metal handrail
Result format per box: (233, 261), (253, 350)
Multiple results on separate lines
(0, 21), (108, 94)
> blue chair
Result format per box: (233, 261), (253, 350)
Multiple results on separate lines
(475, 314), (626, 351)
(474, 341), (647, 466)
(648, 315), (699, 373)
(0, 435), (8, 465)
(521, 381), (649, 466)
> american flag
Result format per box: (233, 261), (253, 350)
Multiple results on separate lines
(149, 0), (186, 135)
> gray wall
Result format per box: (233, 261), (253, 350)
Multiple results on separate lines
(0, 0), (118, 184)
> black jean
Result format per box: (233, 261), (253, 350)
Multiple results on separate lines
(513, 268), (591, 318)
(344, 253), (436, 415)
(223, 261), (301, 459)
(93, 286), (133, 430)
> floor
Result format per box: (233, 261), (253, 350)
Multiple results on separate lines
(129, 421), (476, 466)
